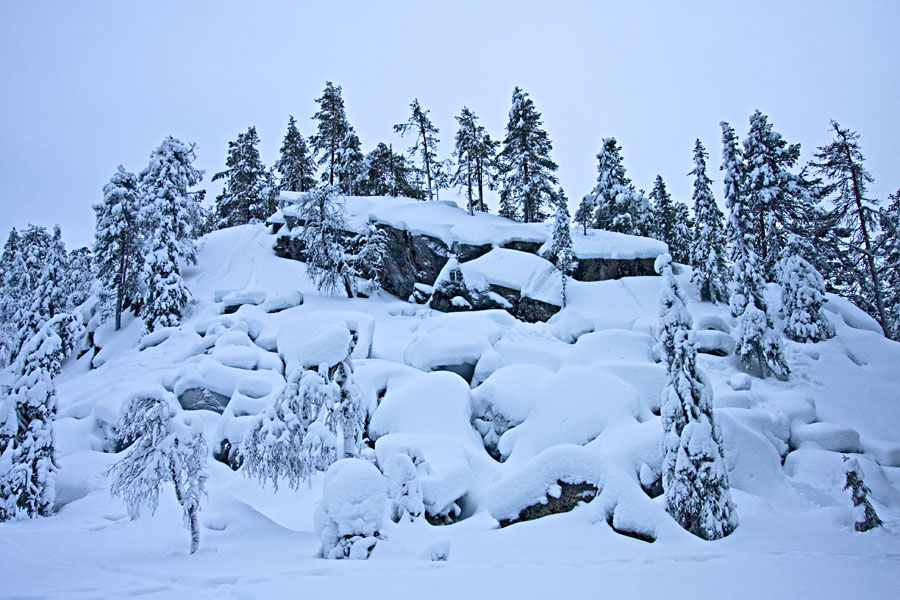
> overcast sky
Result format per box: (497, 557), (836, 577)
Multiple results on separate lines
(1, 0), (898, 248)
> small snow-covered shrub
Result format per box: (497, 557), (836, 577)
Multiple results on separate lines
(107, 391), (208, 554)
(843, 456), (883, 532)
(384, 453), (424, 523)
(778, 245), (834, 343)
(314, 458), (387, 559)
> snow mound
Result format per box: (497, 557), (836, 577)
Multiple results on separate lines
(499, 366), (641, 465)
(276, 310), (374, 362)
(314, 458), (387, 559)
(487, 444), (606, 523)
(375, 433), (474, 522)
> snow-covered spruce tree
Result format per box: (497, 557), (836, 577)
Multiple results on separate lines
(213, 126), (268, 227)
(394, 99), (443, 202)
(15, 225), (67, 359)
(573, 195), (594, 235)
(590, 138), (653, 236)
(452, 107), (497, 215)
(64, 247), (93, 311)
(0, 228), (25, 364)
(94, 166), (143, 330)
(293, 185), (356, 297)
(689, 140), (728, 304)
(812, 121), (889, 336)
(241, 327), (364, 490)
(497, 87), (559, 223)
(722, 122), (789, 379)
(276, 115), (317, 193)
(778, 236), (834, 343)
(879, 189), (900, 339)
(108, 392), (207, 554)
(656, 253), (738, 540)
(842, 456), (883, 532)
(359, 143), (417, 198)
(742, 110), (816, 280)
(310, 82), (352, 187)
(336, 127), (365, 196)
(650, 175), (692, 263)
(138, 136), (203, 333)
(353, 222), (387, 291)
(547, 189), (576, 307)
(0, 314), (77, 521)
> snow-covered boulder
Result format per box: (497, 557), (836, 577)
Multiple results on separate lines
(487, 445), (605, 527)
(470, 364), (554, 460)
(375, 433), (473, 524)
(276, 310), (374, 362)
(314, 459), (387, 560)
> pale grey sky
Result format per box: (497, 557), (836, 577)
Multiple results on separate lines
(1, 0), (898, 248)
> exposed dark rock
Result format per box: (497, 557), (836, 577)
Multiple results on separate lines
(213, 438), (242, 470)
(177, 387), (230, 413)
(498, 480), (598, 527)
(607, 514), (657, 543)
(451, 241), (493, 262)
(378, 224), (451, 300)
(432, 362), (476, 384)
(502, 240), (544, 255)
(572, 256), (657, 282)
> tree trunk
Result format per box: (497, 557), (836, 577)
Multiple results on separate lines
(115, 232), (127, 330)
(466, 152), (474, 216)
(844, 142), (889, 336)
(171, 466), (199, 554)
(419, 118), (433, 201)
(477, 155), (485, 212)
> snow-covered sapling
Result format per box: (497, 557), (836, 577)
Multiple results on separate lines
(547, 189), (576, 307)
(778, 239), (834, 343)
(241, 325), (365, 490)
(384, 452), (425, 523)
(314, 458), (387, 559)
(843, 456), (883, 532)
(108, 392), (208, 554)
(656, 254), (738, 540)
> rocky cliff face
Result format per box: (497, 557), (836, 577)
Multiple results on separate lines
(272, 219), (658, 323)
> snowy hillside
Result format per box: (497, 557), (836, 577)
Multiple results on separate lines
(2, 214), (900, 599)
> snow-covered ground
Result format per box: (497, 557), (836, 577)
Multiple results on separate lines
(2, 218), (899, 599)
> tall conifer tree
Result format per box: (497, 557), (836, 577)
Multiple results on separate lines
(497, 87), (559, 223)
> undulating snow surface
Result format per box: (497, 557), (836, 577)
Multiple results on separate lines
(2, 217), (899, 599)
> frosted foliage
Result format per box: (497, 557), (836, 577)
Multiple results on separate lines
(779, 247), (834, 343)
(107, 392), (207, 553)
(722, 121), (789, 379)
(315, 458), (386, 560)
(138, 136), (203, 333)
(385, 453), (424, 522)
(689, 140), (728, 303)
(497, 87), (559, 223)
(842, 457), (883, 532)
(0, 315), (76, 521)
(591, 138), (651, 237)
(241, 354), (364, 490)
(658, 261), (737, 540)
(548, 193), (576, 306)
(655, 254), (691, 369)
(291, 186), (355, 297)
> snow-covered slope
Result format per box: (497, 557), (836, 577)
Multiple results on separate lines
(3, 221), (900, 599)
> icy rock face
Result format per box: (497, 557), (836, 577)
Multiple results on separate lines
(314, 459), (387, 560)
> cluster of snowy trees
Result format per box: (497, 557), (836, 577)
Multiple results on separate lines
(213, 83), (556, 227)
